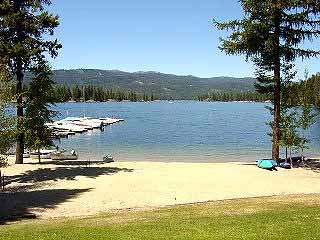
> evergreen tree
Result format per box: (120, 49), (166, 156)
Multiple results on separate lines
(279, 106), (299, 168)
(72, 85), (82, 101)
(215, 1), (320, 161)
(24, 61), (56, 163)
(0, 66), (15, 167)
(0, 0), (61, 164)
(297, 72), (318, 162)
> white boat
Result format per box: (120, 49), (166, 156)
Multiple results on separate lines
(71, 121), (94, 130)
(103, 154), (114, 163)
(42, 149), (55, 154)
(31, 149), (57, 155)
(52, 122), (87, 133)
(99, 117), (124, 125)
(50, 150), (78, 160)
(62, 117), (103, 129)
(30, 154), (52, 160)
(79, 117), (103, 128)
(59, 117), (94, 130)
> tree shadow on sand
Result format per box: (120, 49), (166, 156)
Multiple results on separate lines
(236, 158), (320, 173)
(1, 164), (134, 224)
(23, 159), (107, 166)
(7, 166), (134, 185)
(295, 159), (320, 173)
(0, 188), (91, 224)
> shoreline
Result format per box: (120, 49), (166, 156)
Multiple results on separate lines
(2, 158), (320, 220)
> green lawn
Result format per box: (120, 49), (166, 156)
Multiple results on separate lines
(1, 195), (320, 240)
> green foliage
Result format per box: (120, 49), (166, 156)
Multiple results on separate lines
(51, 85), (157, 102)
(278, 105), (299, 161)
(24, 61), (56, 163)
(0, 0), (61, 163)
(0, 109), (14, 168)
(199, 90), (269, 102)
(278, 69), (318, 162)
(0, 0), (61, 65)
(0, 67), (15, 167)
(286, 73), (320, 109)
(214, 1), (320, 62)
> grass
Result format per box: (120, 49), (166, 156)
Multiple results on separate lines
(1, 194), (320, 240)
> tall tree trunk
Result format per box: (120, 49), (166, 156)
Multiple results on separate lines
(289, 148), (293, 169)
(301, 133), (305, 163)
(15, 59), (24, 164)
(272, 10), (281, 162)
(38, 149), (41, 164)
(285, 147), (288, 163)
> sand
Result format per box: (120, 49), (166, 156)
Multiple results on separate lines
(1, 157), (320, 220)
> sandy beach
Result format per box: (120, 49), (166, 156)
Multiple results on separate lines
(1, 157), (320, 220)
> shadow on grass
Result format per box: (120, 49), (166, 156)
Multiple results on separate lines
(0, 188), (91, 224)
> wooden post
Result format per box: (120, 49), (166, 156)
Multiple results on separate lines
(2, 174), (4, 191)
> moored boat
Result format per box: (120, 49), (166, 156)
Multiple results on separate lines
(50, 152), (78, 160)
(99, 117), (124, 125)
(103, 155), (114, 163)
(30, 154), (52, 159)
(53, 122), (87, 133)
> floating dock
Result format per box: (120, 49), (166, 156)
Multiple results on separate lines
(47, 117), (124, 139)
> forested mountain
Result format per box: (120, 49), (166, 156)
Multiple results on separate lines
(26, 69), (256, 99)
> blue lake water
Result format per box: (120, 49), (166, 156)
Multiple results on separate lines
(53, 101), (320, 162)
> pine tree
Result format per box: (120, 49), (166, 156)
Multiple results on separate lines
(24, 61), (56, 163)
(279, 106), (299, 168)
(214, 1), (320, 161)
(0, 66), (14, 167)
(0, 0), (61, 164)
(297, 72), (318, 162)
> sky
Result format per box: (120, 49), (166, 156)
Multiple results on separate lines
(48, 0), (320, 78)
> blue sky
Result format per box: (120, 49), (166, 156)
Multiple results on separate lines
(48, 0), (319, 78)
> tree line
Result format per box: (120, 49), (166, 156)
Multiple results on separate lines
(198, 90), (269, 102)
(286, 73), (320, 109)
(198, 73), (320, 108)
(52, 85), (156, 102)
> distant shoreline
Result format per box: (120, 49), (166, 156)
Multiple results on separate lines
(54, 99), (269, 103)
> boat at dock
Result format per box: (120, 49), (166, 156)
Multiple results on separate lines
(46, 116), (124, 138)
(50, 152), (78, 160)
(78, 117), (103, 128)
(30, 154), (52, 159)
(62, 117), (103, 129)
(52, 122), (88, 133)
(99, 117), (124, 125)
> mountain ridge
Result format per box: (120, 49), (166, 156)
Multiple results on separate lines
(27, 69), (257, 99)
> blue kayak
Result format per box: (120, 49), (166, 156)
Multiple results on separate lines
(257, 159), (277, 170)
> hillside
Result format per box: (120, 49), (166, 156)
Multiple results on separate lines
(27, 69), (256, 99)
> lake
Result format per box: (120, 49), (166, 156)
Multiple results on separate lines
(53, 101), (320, 162)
